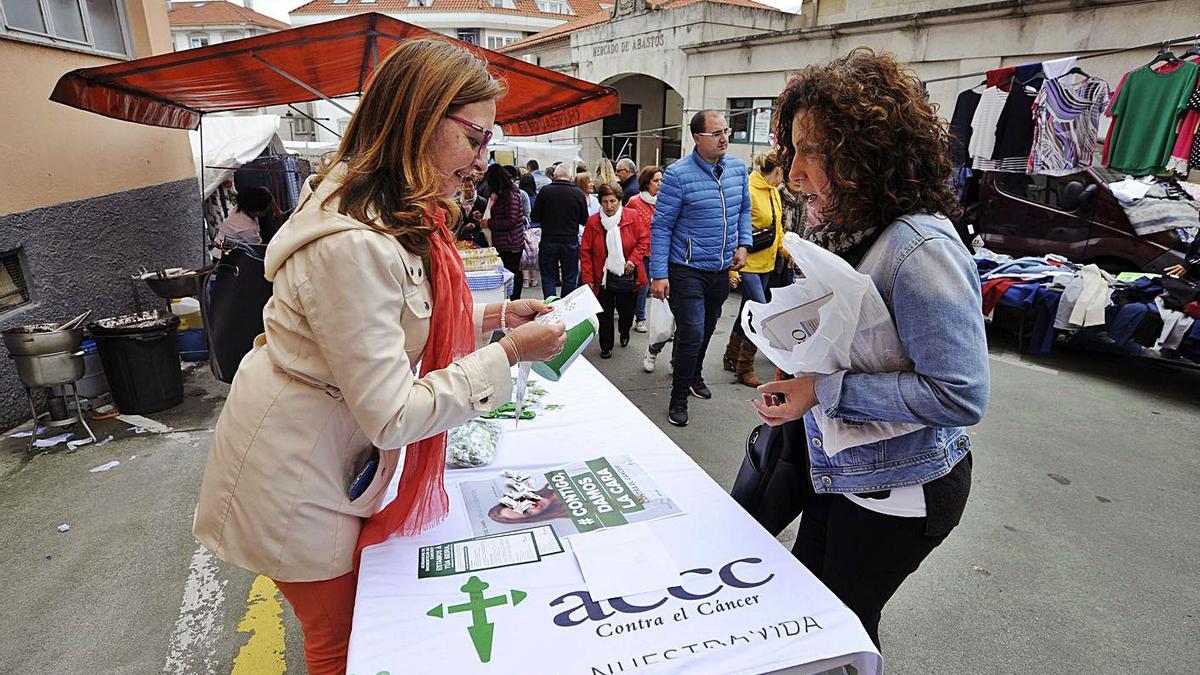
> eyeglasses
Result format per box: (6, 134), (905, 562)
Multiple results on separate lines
(695, 128), (732, 138)
(446, 113), (493, 159)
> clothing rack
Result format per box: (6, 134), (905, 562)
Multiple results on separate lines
(922, 34), (1200, 86)
(203, 164), (311, 173)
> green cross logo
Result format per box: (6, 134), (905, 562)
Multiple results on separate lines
(427, 576), (527, 663)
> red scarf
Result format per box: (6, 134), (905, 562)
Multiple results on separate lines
(355, 206), (474, 567)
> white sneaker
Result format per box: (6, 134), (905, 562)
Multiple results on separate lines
(642, 351), (657, 373)
(634, 320), (647, 333)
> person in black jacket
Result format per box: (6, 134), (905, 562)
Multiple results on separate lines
(616, 157), (640, 205)
(456, 179), (489, 248)
(483, 164), (526, 300)
(531, 162), (589, 298)
(518, 159), (541, 200)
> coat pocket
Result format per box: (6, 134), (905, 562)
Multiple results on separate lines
(340, 445), (397, 517)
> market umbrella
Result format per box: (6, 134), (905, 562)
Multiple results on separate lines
(49, 12), (618, 136)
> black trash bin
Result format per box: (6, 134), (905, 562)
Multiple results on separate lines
(89, 312), (184, 414)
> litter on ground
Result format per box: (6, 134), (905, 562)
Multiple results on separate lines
(117, 414), (173, 434)
(9, 426), (47, 438)
(33, 433), (74, 448)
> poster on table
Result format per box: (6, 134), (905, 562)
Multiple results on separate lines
(348, 360), (881, 675)
(458, 455), (684, 540)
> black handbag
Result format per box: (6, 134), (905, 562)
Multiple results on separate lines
(747, 196), (779, 253)
(605, 267), (638, 292)
(203, 245), (273, 384)
(730, 419), (810, 536)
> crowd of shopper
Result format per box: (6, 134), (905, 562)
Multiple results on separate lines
(455, 121), (805, 417)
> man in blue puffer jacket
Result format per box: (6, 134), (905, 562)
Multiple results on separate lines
(650, 110), (752, 427)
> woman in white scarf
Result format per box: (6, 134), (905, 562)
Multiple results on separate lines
(580, 182), (651, 358)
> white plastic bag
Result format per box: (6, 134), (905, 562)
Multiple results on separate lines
(741, 232), (922, 455)
(646, 297), (675, 345)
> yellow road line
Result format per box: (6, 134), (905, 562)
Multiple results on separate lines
(231, 575), (287, 674)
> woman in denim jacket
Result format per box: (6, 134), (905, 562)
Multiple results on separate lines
(751, 49), (990, 648)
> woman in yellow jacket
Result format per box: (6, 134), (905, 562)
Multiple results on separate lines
(724, 150), (785, 386)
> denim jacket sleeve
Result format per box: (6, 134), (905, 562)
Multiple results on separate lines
(813, 237), (990, 427)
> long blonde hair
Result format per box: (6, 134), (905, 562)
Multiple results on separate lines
(594, 158), (619, 191)
(315, 39), (505, 254)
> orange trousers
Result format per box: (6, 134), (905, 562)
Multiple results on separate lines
(273, 572), (357, 675)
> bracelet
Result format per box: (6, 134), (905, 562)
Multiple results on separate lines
(500, 299), (510, 333)
(502, 334), (522, 364)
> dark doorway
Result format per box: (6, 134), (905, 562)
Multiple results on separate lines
(602, 104), (640, 164)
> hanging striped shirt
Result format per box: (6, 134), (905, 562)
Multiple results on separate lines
(1029, 76), (1112, 176)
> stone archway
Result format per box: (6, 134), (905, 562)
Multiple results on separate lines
(598, 73), (685, 167)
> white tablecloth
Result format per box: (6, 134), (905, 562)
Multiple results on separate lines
(349, 359), (882, 675)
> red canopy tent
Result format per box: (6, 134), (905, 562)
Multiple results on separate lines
(49, 15), (618, 383)
(49, 12), (618, 136)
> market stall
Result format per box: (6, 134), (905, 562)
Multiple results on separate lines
(975, 248), (1200, 362)
(49, 13), (620, 383)
(186, 115), (284, 200)
(350, 359), (881, 675)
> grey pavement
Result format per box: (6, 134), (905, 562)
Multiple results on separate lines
(0, 364), (306, 675)
(1, 292), (1197, 674)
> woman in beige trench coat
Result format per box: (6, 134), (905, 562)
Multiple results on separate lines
(192, 39), (566, 675)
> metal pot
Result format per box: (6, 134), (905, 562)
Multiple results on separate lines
(2, 326), (85, 357)
(144, 274), (202, 299)
(10, 350), (86, 388)
(142, 264), (216, 300)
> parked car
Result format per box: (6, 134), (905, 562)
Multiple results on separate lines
(971, 167), (1192, 273)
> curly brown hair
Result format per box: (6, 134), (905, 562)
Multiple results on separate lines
(773, 48), (960, 231)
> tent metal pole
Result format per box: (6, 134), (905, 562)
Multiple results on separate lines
(288, 103), (342, 139)
(199, 114), (208, 265)
(251, 53), (354, 116)
(358, 19), (378, 93)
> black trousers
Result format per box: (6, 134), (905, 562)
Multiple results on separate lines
(666, 264), (730, 402)
(790, 462), (953, 649)
(597, 286), (637, 351)
(498, 250), (523, 300)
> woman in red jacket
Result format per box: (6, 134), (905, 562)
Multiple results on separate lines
(581, 182), (650, 358)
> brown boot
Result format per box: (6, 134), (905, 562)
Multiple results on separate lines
(736, 339), (762, 387)
(722, 332), (742, 372)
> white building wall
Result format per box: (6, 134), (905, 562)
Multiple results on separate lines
(265, 98), (358, 144)
(515, 0), (1198, 167)
(507, 4), (797, 166)
(815, 0), (999, 25)
(289, 10), (563, 33)
(685, 0), (1199, 136)
(170, 25), (255, 51)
